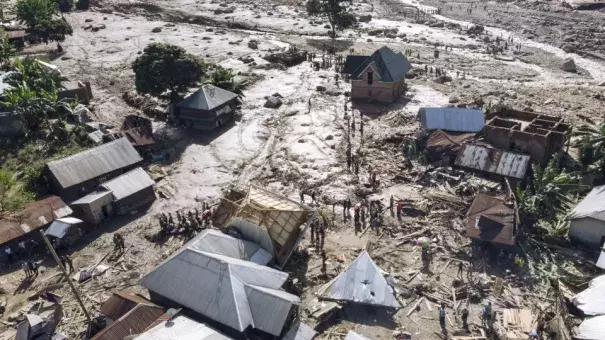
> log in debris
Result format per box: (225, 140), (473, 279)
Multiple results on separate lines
(407, 297), (425, 317)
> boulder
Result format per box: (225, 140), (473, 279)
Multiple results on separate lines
(152, 27), (162, 33)
(561, 58), (576, 72)
(316, 85), (326, 92)
(598, 81), (605, 87)
(264, 96), (283, 109)
(325, 134), (334, 140)
(358, 14), (372, 22)
(429, 21), (444, 28)
(248, 40), (258, 49)
(326, 90), (342, 96)
(448, 95), (460, 103)
(368, 29), (383, 36)
(561, 44), (576, 53)
(85, 18), (93, 22)
(433, 75), (452, 84)
(91, 24), (106, 32)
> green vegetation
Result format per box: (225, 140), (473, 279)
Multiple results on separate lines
(207, 67), (247, 99)
(132, 43), (206, 101)
(516, 157), (581, 231)
(75, 0), (89, 10)
(575, 123), (605, 179)
(0, 34), (16, 70)
(15, 0), (73, 46)
(306, 0), (357, 37)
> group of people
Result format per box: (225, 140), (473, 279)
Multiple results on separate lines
(156, 206), (213, 239)
(309, 216), (327, 252)
(3, 239), (38, 265)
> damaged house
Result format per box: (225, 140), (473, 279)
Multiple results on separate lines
(424, 129), (475, 164)
(343, 46), (412, 103)
(214, 185), (316, 267)
(176, 84), (239, 131)
(569, 184), (605, 249)
(0, 196), (72, 248)
(455, 143), (531, 182)
(45, 137), (143, 201)
(140, 229), (301, 337)
(467, 194), (518, 246)
(484, 109), (571, 164)
(418, 107), (485, 133)
(318, 251), (401, 308)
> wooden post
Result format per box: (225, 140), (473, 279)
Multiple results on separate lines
(39, 231), (92, 323)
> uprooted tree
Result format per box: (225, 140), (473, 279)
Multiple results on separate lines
(132, 43), (206, 101)
(15, 0), (73, 48)
(306, 0), (357, 38)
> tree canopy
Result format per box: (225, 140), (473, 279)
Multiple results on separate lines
(207, 67), (246, 98)
(15, 0), (73, 44)
(132, 43), (206, 100)
(307, 0), (356, 37)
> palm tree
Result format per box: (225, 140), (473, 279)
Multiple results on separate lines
(207, 67), (246, 98)
(0, 37), (16, 70)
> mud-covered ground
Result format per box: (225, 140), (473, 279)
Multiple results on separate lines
(1, 0), (605, 338)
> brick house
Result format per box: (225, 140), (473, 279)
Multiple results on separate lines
(343, 46), (412, 103)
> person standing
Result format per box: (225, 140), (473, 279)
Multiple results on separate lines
(28, 259), (38, 276)
(22, 261), (31, 277)
(60, 254), (74, 274)
(457, 261), (464, 279)
(300, 190), (305, 203)
(461, 306), (469, 331)
(389, 195), (394, 213)
(310, 220), (316, 247)
(439, 303), (447, 334)
(4, 246), (13, 264)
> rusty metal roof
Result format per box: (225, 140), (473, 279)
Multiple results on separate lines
(467, 194), (516, 246)
(100, 290), (155, 321)
(104, 127), (155, 147)
(46, 137), (142, 190)
(92, 303), (165, 340)
(425, 130), (474, 161)
(455, 144), (530, 179)
(0, 196), (72, 246)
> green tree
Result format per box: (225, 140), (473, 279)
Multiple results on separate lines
(516, 157), (580, 224)
(0, 36), (16, 70)
(15, 0), (73, 47)
(307, 0), (356, 37)
(132, 43), (205, 101)
(0, 170), (16, 212)
(207, 67), (246, 98)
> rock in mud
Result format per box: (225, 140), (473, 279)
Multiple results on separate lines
(467, 24), (484, 35)
(429, 21), (444, 28)
(449, 95), (460, 103)
(248, 40), (258, 49)
(85, 18), (93, 22)
(325, 135), (334, 140)
(433, 75), (452, 84)
(326, 90), (342, 96)
(368, 29), (383, 36)
(152, 27), (162, 33)
(91, 24), (106, 32)
(561, 58), (577, 72)
(316, 85), (326, 92)
(264, 50), (305, 67)
(264, 96), (283, 109)
(561, 44), (576, 53)
(359, 15), (372, 22)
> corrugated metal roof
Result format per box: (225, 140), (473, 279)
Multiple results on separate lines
(467, 194), (516, 246)
(351, 47), (412, 82)
(91, 304), (165, 340)
(192, 229), (272, 265)
(570, 185), (605, 222)
(71, 191), (113, 205)
(318, 251), (401, 308)
(136, 315), (233, 340)
(425, 130), (474, 161)
(576, 315), (605, 340)
(345, 331), (371, 340)
(45, 217), (83, 239)
(177, 84), (238, 111)
(455, 144), (530, 179)
(104, 127), (155, 147)
(343, 55), (369, 75)
(0, 196), (72, 246)
(419, 108), (485, 132)
(101, 167), (155, 201)
(572, 274), (605, 316)
(100, 290), (155, 321)
(140, 244), (298, 336)
(46, 137), (142, 190)
(282, 322), (317, 340)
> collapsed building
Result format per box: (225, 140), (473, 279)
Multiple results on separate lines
(484, 109), (571, 164)
(455, 143), (531, 182)
(467, 194), (518, 246)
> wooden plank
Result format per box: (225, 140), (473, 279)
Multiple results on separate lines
(438, 259), (452, 275)
(407, 297), (425, 317)
(446, 314), (454, 327)
(425, 298), (433, 312)
(452, 287), (458, 320)
(407, 270), (421, 283)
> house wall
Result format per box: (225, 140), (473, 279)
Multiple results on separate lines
(484, 125), (553, 163)
(71, 196), (114, 224)
(48, 164), (142, 202)
(58, 82), (93, 105)
(569, 217), (605, 249)
(350, 68), (405, 103)
(179, 101), (236, 131)
(114, 186), (156, 215)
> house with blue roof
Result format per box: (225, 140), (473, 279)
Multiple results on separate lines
(343, 46), (412, 103)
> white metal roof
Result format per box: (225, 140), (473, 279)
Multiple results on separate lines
(101, 167), (155, 201)
(282, 322), (317, 340)
(576, 315), (605, 340)
(318, 251), (401, 308)
(455, 144), (530, 179)
(419, 107), (485, 133)
(572, 274), (605, 316)
(140, 245), (299, 336)
(71, 191), (113, 205)
(136, 315), (233, 340)
(570, 185), (605, 222)
(345, 331), (371, 340)
(192, 229), (272, 265)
